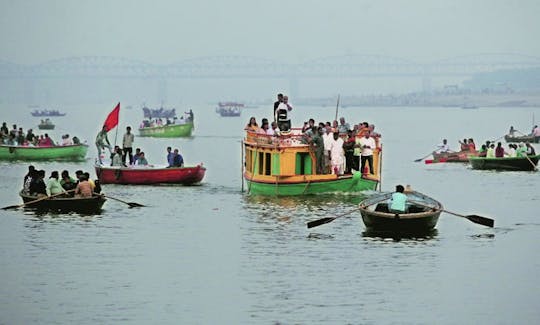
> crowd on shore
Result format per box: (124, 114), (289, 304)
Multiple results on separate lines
(0, 122), (80, 146)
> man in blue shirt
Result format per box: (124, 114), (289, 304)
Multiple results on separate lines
(388, 184), (408, 213)
(166, 147), (174, 166)
(171, 148), (184, 167)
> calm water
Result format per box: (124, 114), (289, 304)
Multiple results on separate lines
(1, 103), (539, 324)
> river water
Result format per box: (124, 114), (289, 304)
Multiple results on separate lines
(1, 103), (539, 324)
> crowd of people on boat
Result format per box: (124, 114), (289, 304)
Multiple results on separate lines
(140, 109), (194, 128)
(0, 122), (80, 147)
(22, 165), (101, 198)
(244, 93), (382, 176)
(435, 137), (536, 157)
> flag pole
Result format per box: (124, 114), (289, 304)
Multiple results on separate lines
(114, 102), (120, 148)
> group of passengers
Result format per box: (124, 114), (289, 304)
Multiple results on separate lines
(508, 125), (540, 137)
(244, 94), (381, 176)
(436, 138), (477, 153)
(140, 110), (194, 128)
(0, 122), (80, 147)
(23, 165), (101, 198)
(479, 141), (536, 158)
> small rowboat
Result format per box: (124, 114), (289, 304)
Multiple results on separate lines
(359, 190), (443, 234)
(504, 134), (540, 143)
(468, 155), (539, 171)
(38, 121), (55, 130)
(432, 150), (479, 163)
(19, 191), (106, 214)
(0, 144), (88, 161)
(95, 164), (206, 185)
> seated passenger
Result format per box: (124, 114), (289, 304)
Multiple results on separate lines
(74, 174), (93, 197)
(170, 149), (184, 167)
(388, 185), (408, 214)
(136, 152), (149, 166)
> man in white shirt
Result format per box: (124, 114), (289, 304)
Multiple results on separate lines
(328, 132), (345, 175)
(122, 126), (135, 165)
(322, 125), (333, 174)
(436, 139), (450, 153)
(358, 131), (376, 174)
(275, 95), (293, 131)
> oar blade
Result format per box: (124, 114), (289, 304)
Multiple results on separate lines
(413, 158), (424, 162)
(466, 214), (494, 228)
(2, 204), (21, 210)
(128, 202), (145, 208)
(307, 217), (336, 229)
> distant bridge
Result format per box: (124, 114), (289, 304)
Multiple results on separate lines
(1, 53), (540, 79)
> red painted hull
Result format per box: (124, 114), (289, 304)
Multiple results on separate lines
(95, 165), (206, 185)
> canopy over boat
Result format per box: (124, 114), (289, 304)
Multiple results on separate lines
(359, 190), (443, 234)
(95, 164), (206, 185)
(0, 144), (88, 161)
(142, 106), (176, 119)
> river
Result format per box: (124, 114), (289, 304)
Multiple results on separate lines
(1, 103), (539, 324)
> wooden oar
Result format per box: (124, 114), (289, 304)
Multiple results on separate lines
(2, 189), (75, 210)
(410, 200), (494, 227)
(307, 207), (360, 229)
(100, 194), (145, 208)
(524, 155), (538, 171)
(414, 150), (435, 162)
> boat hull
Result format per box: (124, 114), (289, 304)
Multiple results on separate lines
(0, 144), (88, 161)
(432, 150), (478, 162)
(469, 155), (539, 171)
(95, 164), (206, 185)
(38, 124), (55, 130)
(20, 192), (106, 214)
(359, 191), (442, 233)
(504, 134), (540, 143)
(245, 172), (378, 196)
(138, 123), (193, 137)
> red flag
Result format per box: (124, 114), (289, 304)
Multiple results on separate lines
(103, 103), (120, 131)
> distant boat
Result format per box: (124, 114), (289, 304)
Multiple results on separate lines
(461, 104), (478, 109)
(38, 119), (55, 130)
(31, 109), (66, 117)
(216, 103), (242, 117)
(142, 106), (176, 119)
(0, 144), (88, 161)
(469, 155), (539, 171)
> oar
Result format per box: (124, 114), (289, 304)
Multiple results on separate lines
(307, 207), (360, 229)
(2, 189), (75, 210)
(414, 150), (435, 162)
(99, 194), (145, 208)
(524, 155), (538, 171)
(410, 200), (494, 228)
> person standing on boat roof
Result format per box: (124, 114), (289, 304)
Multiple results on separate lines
(122, 126), (135, 165)
(273, 93), (284, 122)
(388, 185), (408, 214)
(275, 95), (293, 132)
(95, 125), (112, 164)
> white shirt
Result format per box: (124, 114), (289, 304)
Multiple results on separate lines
(323, 132), (333, 151)
(358, 136), (376, 156)
(276, 102), (293, 123)
(328, 137), (344, 164)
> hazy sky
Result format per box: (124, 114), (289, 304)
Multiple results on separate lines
(1, 0), (540, 65)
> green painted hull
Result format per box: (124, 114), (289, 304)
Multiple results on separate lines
(138, 123), (193, 138)
(245, 174), (378, 196)
(0, 144), (88, 161)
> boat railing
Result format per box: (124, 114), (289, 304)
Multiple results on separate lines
(245, 129), (310, 147)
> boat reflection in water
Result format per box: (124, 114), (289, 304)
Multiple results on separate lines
(362, 228), (439, 242)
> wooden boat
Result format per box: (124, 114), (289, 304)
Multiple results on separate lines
(468, 155), (539, 171)
(359, 190), (443, 233)
(19, 191), (106, 214)
(242, 129), (381, 195)
(216, 104), (242, 117)
(432, 150), (479, 163)
(0, 144), (88, 161)
(95, 164), (206, 185)
(504, 134), (540, 143)
(38, 120), (55, 130)
(31, 110), (66, 117)
(138, 122), (194, 137)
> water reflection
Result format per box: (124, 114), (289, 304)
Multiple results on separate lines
(362, 228), (439, 242)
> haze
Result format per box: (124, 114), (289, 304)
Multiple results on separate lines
(2, 0), (539, 65)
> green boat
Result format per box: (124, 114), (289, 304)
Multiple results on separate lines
(243, 130), (381, 196)
(0, 144), (88, 161)
(138, 122), (194, 138)
(469, 155), (539, 171)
